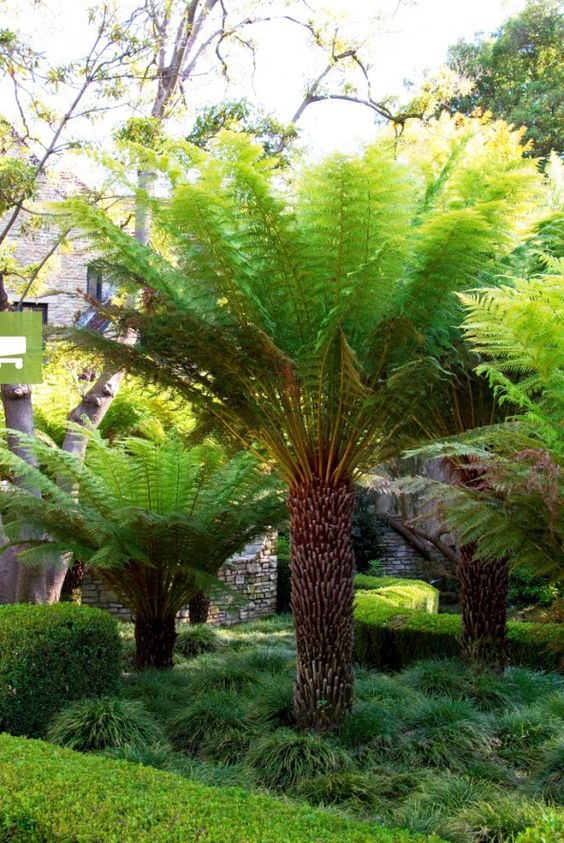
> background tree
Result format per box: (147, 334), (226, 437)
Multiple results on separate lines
(68, 117), (541, 730)
(445, 0), (563, 159)
(0, 432), (284, 668)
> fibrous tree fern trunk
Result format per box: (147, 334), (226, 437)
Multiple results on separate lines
(134, 613), (177, 670)
(289, 477), (355, 733)
(189, 590), (210, 624)
(457, 544), (509, 672)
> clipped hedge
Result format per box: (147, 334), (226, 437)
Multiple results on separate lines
(354, 593), (563, 672)
(354, 575), (439, 613)
(0, 735), (440, 843)
(0, 604), (121, 738)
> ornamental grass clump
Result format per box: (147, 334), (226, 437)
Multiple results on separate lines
(396, 697), (494, 769)
(295, 771), (387, 812)
(245, 730), (353, 790)
(166, 691), (246, 754)
(245, 674), (295, 728)
(47, 697), (165, 751)
(174, 624), (221, 659)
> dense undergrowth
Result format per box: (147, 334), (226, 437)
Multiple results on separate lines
(46, 616), (564, 843)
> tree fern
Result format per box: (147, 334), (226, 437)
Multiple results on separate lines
(64, 115), (543, 728)
(0, 430), (284, 668)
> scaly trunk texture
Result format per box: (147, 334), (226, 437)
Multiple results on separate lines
(457, 544), (509, 672)
(188, 590), (211, 624)
(134, 614), (177, 670)
(289, 476), (355, 733)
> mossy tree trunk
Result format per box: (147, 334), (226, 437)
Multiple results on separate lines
(457, 544), (509, 672)
(288, 476), (355, 733)
(188, 590), (211, 624)
(134, 614), (177, 670)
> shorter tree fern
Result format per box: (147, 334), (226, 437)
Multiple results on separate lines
(0, 431), (285, 668)
(402, 270), (564, 582)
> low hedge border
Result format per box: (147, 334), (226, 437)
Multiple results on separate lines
(353, 593), (563, 672)
(0, 734), (440, 843)
(354, 575), (439, 613)
(0, 604), (121, 738)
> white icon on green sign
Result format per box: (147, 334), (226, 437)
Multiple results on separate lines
(0, 312), (42, 384)
(0, 336), (26, 370)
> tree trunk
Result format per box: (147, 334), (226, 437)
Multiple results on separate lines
(134, 614), (177, 670)
(457, 544), (509, 672)
(288, 476), (355, 733)
(188, 590), (210, 624)
(0, 383), (48, 603)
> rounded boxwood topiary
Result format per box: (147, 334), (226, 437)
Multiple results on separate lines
(47, 697), (164, 751)
(0, 604), (121, 738)
(245, 729), (353, 790)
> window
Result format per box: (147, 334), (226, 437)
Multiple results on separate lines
(86, 264), (104, 300)
(13, 302), (48, 324)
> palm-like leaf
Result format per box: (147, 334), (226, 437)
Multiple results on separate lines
(0, 430), (285, 618)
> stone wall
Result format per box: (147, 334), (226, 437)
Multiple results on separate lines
(81, 532), (278, 626)
(376, 522), (430, 580)
(4, 171), (94, 326)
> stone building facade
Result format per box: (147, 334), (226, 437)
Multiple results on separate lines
(81, 533), (278, 626)
(4, 170), (104, 326)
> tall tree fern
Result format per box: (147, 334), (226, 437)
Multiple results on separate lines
(403, 270), (563, 588)
(0, 432), (284, 669)
(67, 115), (542, 729)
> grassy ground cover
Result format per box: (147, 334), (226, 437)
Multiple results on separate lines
(45, 616), (564, 843)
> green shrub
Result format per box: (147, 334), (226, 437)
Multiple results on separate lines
(508, 570), (560, 609)
(200, 727), (255, 766)
(354, 577), (439, 613)
(245, 673), (295, 727)
(174, 624), (220, 659)
(495, 707), (562, 767)
(296, 771), (386, 811)
(532, 741), (564, 804)
(340, 700), (400, 750)
(104, 740), (174, 770)
(47, 697), (165, 751)
(354, 594), (563, 671)
(449, 795), (559, 843)
(515, 812), (564, 843)
(184, 655), (256, 694)
(396, 698), (494, 770)
(0, 604), (121, 738)
(166, 691), (245, 753)
(0, 734), (433, 842)
(245, 729), (352, 790)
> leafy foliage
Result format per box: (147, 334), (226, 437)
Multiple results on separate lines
(68, 117), (541, 487)
(402, 271), (564, 580)
(0, 604), (120, 738)
(174, 624), (221, 659)
(446, 0), (564, 158)
(0, 432), (285, 629)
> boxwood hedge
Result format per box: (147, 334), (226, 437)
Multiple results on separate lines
(354, 592), (563, 672)
(0, 604), (121, 737)
(354, 575), (439, 613)
(0, 735), (440, 843)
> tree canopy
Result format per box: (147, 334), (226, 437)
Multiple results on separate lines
(446, 0), (563, 159)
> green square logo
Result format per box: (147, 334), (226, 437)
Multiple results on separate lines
(0, 312), (43, 384)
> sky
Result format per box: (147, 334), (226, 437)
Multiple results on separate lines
(2, 0), (528, 170)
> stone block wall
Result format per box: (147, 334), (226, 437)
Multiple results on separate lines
(81, 532), (278, 626)
(3, 171), (95, 326)
(376, 523), (429, 579)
